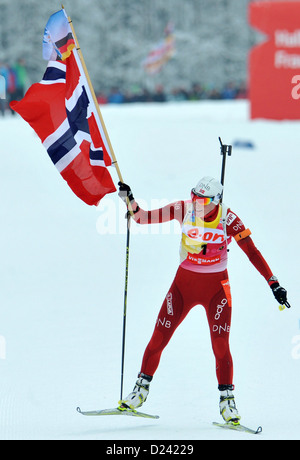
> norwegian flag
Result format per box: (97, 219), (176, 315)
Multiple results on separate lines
(10, 9), (116, 206)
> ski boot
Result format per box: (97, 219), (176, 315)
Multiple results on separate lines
(219, 384), (241, 424)
(119, 373), (152, 410)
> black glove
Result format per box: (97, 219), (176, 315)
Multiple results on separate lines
(118, 182), (140, 217)
(118, 182), (134, 203)
(270, 281), (289, 306)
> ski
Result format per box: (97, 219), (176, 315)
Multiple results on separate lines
(213, 421), (262, 435)
(76, 406), (159, 419)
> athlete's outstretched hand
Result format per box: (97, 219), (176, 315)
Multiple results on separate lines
(118, 182), (134, 203)
(270, 281), (290, 307)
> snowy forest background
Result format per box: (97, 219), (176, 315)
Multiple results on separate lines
(0, 0), (268, 96)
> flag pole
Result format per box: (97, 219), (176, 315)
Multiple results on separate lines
(62, 6), (133, 400)
(62, 6), (124, 183)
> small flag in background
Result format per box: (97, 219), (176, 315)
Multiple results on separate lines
(10, 9), (116, 206)
(143, 22), (175, 75)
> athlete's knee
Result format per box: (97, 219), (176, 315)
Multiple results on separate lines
(147, 329), (165, 352)
(212, 336), (231, 360)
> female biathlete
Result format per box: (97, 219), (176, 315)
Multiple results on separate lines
(118, 176), (288, 423)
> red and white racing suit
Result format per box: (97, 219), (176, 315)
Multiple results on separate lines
(131, 200), (273, 386)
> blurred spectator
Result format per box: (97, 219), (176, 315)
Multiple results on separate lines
(0, 63), (17, 115)
(124, 85), (153, 103)
(168, 87), (189, 101)
(236, 83), (248, 99)
(138, 88), (153, 103)
(221, 82), (237, 99)
(8, 59), (28, 115)
(152, 84), (166, 102)
(12, 58), (28, 100)
(6, 65), (17, 115)
(96, 92), (108, 105)
(0, 61), (9, 116)
(208, 87), (222, 99)
(107, 87), (124, 104)
(188, 83), (205, 100)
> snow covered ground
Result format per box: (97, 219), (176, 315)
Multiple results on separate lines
(1, 100), (299, 440)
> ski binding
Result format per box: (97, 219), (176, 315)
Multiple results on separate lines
(213, 421), (262, 434)
(76, 405), (159, 419)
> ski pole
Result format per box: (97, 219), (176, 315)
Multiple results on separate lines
(219, 137), (232, 201)
(120, 214), (131, 401)
(218, 138), (291, 313)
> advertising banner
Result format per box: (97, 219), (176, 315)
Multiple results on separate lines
(249, 1), (300, 119)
